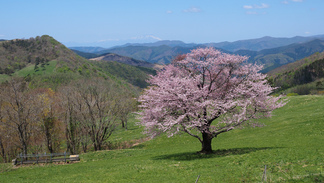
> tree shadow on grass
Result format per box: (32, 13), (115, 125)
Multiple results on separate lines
(152, 147), (283, 161)
(131, 144), (146, 149)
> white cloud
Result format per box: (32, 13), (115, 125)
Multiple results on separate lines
(183, 6), (202, 13)
(305, 31), (311, 34)
(131, 35), (162, 41)
(281, 0), (304, 5)
(166, 10), (173, 14)
(0, 34), (4, 37)
(243, 3), (269, 9)
(147, 35), (162, 41)
(255, 3), (269, 9)
(243, 5), (253, 9)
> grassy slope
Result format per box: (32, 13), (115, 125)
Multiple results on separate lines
(1, 95), (323, 182)
(15, 60), (57, 76)
(266, 52), (324, 95)
(0, 35), (111, 84)
(0, 61), (57, 82)
(93, 61), (156, 88)
(267, 51), (324, 77)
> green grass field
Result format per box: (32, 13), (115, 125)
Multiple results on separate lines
(0, 60), (57, 83)
(15, 60), (57, 77)
(0, 95), (323, 182)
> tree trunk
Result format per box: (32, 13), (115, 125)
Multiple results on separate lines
(22, 141), (28, 157)
(94, 136), (102, 151)
(18, 125), (28, 156)
(199, 132), (213, 154)
(0, 138), (7, 163)
(46, 129), (53, 153)
(121, 118), (128, 130)
(93, 141), (99, 151)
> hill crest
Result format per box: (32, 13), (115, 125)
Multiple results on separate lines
(90, 53), (157, 69)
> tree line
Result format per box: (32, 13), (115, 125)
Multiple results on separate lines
(0, 77), (136, 163)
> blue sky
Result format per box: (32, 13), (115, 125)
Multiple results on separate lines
(1, 0), (323, 47)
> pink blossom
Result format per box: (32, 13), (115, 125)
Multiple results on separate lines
(138, 47), (286, 153)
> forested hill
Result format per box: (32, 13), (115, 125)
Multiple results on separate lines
(90, 53), (155, 68)
(0, 36), (142, 163)
(92, 61), (156, 88)
(0, 35), (99, 76)
(0, 35), (155, 90)
(267, 51), (324, 95)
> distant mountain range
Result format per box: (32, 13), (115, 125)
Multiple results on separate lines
(70, 46), (106, 53)
(116, 40), (198, 48)
(70, 34), (324, 72)
(2, 35), (323, 92)
(95, 45), (204, 65)
(71, 34), (324, 52)
(205, 35), (324, 52)
(236, 39), (324, 73)
(72, 39), (324, 72)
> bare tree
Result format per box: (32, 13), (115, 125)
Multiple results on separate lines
(117, 91), (137, 130)
(34, 88), (64, 153)
(0, 78), (39, 155)
(58, 86), (82, 154)
(74, 78), (120, 151)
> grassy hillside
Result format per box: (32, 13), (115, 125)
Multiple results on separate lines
(92, 61), (156, 88)
(0, 35), (141, 91)
(267, 51), (324, 95)
(1, 95), (323, 182)
(0, 35), (103, 78)
(90, 53), (155, 68)
(267, 51), (324, 76)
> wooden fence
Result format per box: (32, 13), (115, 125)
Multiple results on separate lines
(12, 152), (80, 165)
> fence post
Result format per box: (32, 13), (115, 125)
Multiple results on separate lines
(36, 154), (38, 164)
(195, 175), (200, 183)
(20, 153), (23, 165)
(64, 151), (66, 163)
(50, 153), (52, 163)
(262, 165), (267, 182)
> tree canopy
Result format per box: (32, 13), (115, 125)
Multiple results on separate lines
(139, 47), (286, 153)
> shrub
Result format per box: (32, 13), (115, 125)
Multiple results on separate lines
(287, 93), (299, 96)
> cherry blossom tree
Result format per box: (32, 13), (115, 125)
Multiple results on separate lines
(139, 47), (286, 154)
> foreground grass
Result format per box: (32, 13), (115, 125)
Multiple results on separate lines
(1, 95), (323, 182)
